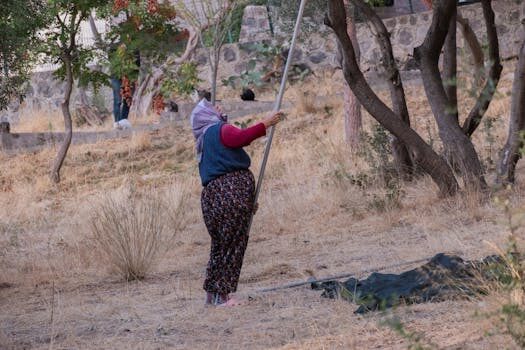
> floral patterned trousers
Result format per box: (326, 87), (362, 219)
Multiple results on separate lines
(201, 170), (255, 294)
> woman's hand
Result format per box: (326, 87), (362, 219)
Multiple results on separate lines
(262, 111), (284, 129)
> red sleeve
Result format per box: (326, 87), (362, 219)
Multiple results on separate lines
(220, 123), (267, 148)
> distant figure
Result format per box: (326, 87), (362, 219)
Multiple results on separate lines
(190, 98), (283, 307)
(168, 100), (178, 113)
(240, 88), (255, 101)
(192, 89), (212, 103)
(109, 45), (140, 130)
(199, 90), (212, 102)
(0, 121), (10, 134)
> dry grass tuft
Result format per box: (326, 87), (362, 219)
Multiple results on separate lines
(14, 109), (65, 133)
(296, 91), (319, 114)
(89, 181), (188, 280)
(129, 131), (152, 153)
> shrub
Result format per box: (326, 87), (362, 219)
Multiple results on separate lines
(89, 183), (187, 280)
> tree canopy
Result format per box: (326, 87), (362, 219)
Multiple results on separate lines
(0, 0), (45, 111)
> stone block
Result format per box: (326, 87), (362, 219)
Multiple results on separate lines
(223, 46), (237, 63)
(239, 6), (271, 44)
(399, 28), (414, 46)
(308, 51), (328, 64)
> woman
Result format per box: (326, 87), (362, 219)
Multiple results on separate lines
(191, 98), (283, 307)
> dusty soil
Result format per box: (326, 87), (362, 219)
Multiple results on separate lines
(1, 67), (523, 349)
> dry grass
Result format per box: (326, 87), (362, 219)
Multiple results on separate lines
(12, 107), (162, 133)
(89, 181), (188, 280)
(129, 131), (153, 153)
(14, 109), (65, 133)
(0, 61), (523, 349)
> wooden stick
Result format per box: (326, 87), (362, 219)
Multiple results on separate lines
(248, 0), (308, 234)
(255, 256), (435, 293)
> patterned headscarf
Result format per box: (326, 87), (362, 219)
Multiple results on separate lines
(190, 98), (227, 162)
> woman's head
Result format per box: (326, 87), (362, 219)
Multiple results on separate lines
(190, 99), (224, 161)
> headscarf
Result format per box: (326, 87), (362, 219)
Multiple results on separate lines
(190, 98), (227, 162)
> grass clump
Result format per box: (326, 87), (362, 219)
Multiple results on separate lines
(89, 182), (187, 281)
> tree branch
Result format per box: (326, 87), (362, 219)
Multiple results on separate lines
(414, 0), (456, 61)
(349, 0), (414, 174)
(462, 0), (502, 137)
(457, 14), (484, 73)
(414, 0), (486, 189)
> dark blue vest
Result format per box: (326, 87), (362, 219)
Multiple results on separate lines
(199, 122), (251, 186)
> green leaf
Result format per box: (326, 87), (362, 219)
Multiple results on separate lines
(247, 59), (257, 71)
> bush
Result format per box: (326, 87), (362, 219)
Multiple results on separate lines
(89, 183), (187, 280)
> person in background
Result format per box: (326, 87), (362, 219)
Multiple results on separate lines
(190, 98), (283, 307)
(109, 44), (140, 130)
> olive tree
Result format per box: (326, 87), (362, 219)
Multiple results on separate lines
(326, 0), (503, 195)
(40, 0), (107, 183)
(497, 1), (525, 185)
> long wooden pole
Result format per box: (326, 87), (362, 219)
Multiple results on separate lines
(255, 256), (435, 293)
(248, 0), (308, 233)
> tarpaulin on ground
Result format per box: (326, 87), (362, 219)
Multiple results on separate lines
(311, 253), (503, 314)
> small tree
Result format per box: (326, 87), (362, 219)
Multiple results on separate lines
(0, 0), (45, 111)
(413, 0), (485, 189)
(326, 0), (459, 196)
(497, 1), (525, 185)
(173, 0), (247, 105)
(40, 0), (107, 183)
(342, 0), (363, 149)
(423, 0), (485, 85)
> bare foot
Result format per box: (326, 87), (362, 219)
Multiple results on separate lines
(218, 297), (244, 307)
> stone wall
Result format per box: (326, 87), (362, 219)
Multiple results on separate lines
(358, 0), (524, 73)
(1, 72), (67, 123)
(374, 0), (429, 18)
(1, 71), (111, 124)
(196, 1), (523, 87)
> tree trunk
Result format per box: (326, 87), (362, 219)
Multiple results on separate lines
(211, 47), (220, 106)
(414, 0), (486, 190)
(443, 8), (458, 122)
(424, 0), (484, 83)
(88, 14), (103, 47)
(462, 0), (502, 138)
(326, 0), (459, 196)
(130, 68), (163, 118)
(497, 33), (525, 184)
(343, 0), (362, 149)
(350, 0), (414, 177)
(456, 14), (484, 82)
(129, 30), (200, 118)
(51, 55), (73, 183)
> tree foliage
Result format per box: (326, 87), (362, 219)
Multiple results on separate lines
(0, 0), (45, 111)
(40, 0), (109, 89)
(98, 0), (188, 81)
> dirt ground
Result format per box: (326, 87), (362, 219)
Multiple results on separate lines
(1, 67), (523, 349)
